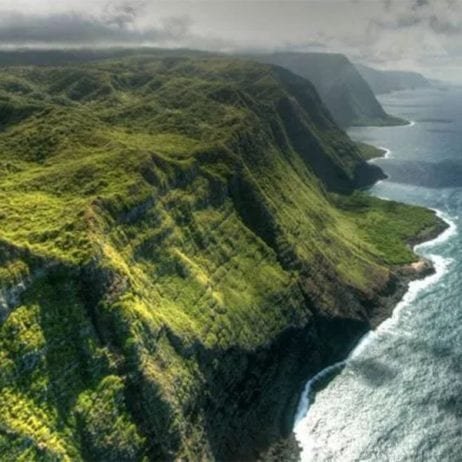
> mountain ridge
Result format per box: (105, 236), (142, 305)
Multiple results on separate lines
(0, 51), (444, 460)
(256, 51), (408, 127)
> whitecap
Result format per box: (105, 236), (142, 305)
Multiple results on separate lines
(378, 146), (392, 159)
(417, 209), (457, 249)
(294, 361), (346, 461)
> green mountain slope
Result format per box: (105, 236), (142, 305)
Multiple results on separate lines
(257, 52), (407, 127)
(0, 53), (443, 461)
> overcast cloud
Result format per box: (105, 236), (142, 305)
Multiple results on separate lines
(0, 0), (461, 81)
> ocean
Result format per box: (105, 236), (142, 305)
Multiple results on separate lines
(294, 84), (462, 461)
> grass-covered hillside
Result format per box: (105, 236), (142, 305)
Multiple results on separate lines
(0, 52), (442, 461)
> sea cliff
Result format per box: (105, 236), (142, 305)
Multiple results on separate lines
(0, 52), (445, 460)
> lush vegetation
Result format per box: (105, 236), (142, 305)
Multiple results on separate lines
(0, 52), (442, 460)
(332, 193), (442, 265)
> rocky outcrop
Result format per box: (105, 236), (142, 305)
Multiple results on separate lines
(0, 243), (57, 323)
(0, 275), (33, 322)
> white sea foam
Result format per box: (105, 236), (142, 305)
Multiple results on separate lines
(353, 253), (453, 357)
(293, 361), (345, 461)
(294, 362), (345, 424)
(407, 120), (416, 127)
(368, 146), (391, 163)
(364, 210), (456, 339)
(378, 146), (392, 159)
(418, 209), (458, 249)
(293, 210), (457, 460)
(351, 211), (455, 358)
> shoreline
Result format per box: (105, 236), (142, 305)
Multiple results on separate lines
(379, 146), (392, 159)
(294, 209), (457, 412)
(292, 146), (455, 460)
(351, 209), (455, 358)
(358, 116), (416, 163)
(368, 146), (391, 162)
(293, 209), (454, 462)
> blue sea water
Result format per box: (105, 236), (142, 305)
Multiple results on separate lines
(294, 84), (462, 461)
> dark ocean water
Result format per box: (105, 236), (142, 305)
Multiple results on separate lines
(294, 84), (462, 461)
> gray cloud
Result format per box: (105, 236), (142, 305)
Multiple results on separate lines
(377, 0), (462, 35)
(0, 0), (461, 81)
(0, 7), (192, 46)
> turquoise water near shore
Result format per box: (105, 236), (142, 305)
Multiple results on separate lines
(294, 84), (462, 461)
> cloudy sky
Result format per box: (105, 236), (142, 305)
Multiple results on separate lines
(1, 0), (461, 81)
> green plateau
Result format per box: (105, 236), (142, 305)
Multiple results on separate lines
(0, 52), (444, 461)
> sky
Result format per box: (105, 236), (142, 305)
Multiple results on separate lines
(0, 0), (461, 81)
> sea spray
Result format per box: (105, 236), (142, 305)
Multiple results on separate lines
(293, 362), (346, 461)
(378, 146), (392, 159)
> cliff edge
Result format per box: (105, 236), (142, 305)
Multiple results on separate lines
(0, 52), (443, 461)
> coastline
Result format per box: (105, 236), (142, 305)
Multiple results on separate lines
(367, 210), (450, 329)
(292, 210), (453, 462)
(294, 209), (452, 391)
(263, 198), (452, 462)
(291, 145), (455, 461)
(379, 146), (392, 159)
(351, 209), (454, 358)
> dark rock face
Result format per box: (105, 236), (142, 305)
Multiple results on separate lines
(189, 318), (369, 461)
(354, 161), (387, 189)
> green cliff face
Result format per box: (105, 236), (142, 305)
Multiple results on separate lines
(257, 52), (407, 128)
(355, 63), (431, 95)
(0, 53), (442, 460)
